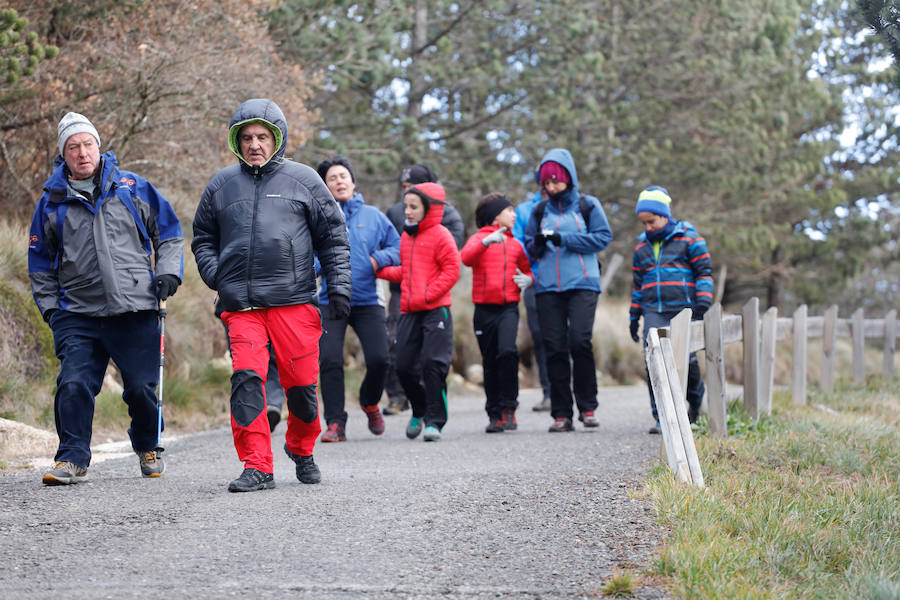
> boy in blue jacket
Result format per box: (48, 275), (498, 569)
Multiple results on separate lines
(629, 186), (713, 433)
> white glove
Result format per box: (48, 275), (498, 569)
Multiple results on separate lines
(513, 268), (533, 292)
(481, 226), (508, 247)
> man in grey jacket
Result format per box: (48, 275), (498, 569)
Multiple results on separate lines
(28, 112), (184, 485)
(192, 99), (351, 492)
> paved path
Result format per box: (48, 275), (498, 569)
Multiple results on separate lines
(0, 386), (669, 599)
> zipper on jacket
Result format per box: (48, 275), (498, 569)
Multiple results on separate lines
(247, 178), (261, 302)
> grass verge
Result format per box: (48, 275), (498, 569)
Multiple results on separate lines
(645, 380), (900, 599)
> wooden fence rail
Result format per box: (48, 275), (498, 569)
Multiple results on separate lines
(646, 300), (897, 486)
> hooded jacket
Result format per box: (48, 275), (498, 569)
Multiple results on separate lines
(524, 148), (613, 294)
(192, 99), (351, 311)
(377, 183), (460, 313)
(318, 191), (400, 307)
(28, 152), (184, 318)
(461, 225), (532, 304)
(630, 220), (713, 318)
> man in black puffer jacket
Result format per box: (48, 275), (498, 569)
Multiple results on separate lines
(192, 99), (351, 492)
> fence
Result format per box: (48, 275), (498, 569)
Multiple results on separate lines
(646, 299), (898, 487)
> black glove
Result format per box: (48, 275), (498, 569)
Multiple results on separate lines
(328, 293), (351, 320)
(43, 308), (58, 324)
(629, 319), (640, 343)
(156, 274), (181, 301)
(533, 233), (547, 247)
(692, 305), (708, 322)
(546, 232), (562, 246)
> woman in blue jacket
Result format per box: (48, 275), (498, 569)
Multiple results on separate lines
(524, 149), (613, 432)
(316, 156), (401, 442)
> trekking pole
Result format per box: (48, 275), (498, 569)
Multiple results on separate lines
(156, 299), (167, 450)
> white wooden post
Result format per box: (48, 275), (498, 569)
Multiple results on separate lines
(759, 307), (777, 416)
(669, 308), (692, 402)
(600, 252), (623, 291)
(822, 305), (837, 393)
(885, 310), (896, 382)
(704, 304), (727, 437)
(646, 329), (692, 484)
(742, 298), (760, 419)
(851, 308), (865, 384)
(792, 304), (807, 405)
(660, 336), (704, 488)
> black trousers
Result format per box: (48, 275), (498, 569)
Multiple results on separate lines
(319, 304), (389, 427)
(535, 289), (599, 420)
(395, 307), (454, 429)
(384, 287), (407, 403)
(473, 302), (520, 419)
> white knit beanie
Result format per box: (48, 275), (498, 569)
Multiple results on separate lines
(57, 112), (101, 156)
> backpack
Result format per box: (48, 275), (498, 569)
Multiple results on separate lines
(532, 194), (593, 229)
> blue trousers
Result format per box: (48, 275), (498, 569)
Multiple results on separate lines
(50, 310), (162, 467)
(642, 311), (705, 423)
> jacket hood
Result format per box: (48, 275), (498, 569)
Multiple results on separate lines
(535, 148), (580, 197)
(228, 99), (287, 173)
(637, 219), (688, 242)
(407, 182), (446, 232)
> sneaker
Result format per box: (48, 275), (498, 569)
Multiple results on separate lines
(42, 461), (88, 486)
(548, 417), (574, 432)
(502, 408), (517, 431)
(406, 416), (423, 439)
(320, 422), (346, 443)
(267, 406), (282, 432)
(532, 396), (551, 412)
(362, 405), (385, 435)
(227, 468), (275, 492)
(648, 422), (661, 435)
(423, 425), (442, 442)
(485, 418), (505, 433)
(578, 411), (599, 428)
(283, 444), (321, 484)
(137, 448), (166, 477)
(382, 400), (409, 415)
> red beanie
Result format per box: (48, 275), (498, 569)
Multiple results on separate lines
(538, 161), (571, 185)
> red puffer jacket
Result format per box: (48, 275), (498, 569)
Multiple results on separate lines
(377, 183), (460, 313)
(460, 225), (533, 304)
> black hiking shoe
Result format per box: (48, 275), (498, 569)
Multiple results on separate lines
(485, 418), (505, 433)
(227, 468), (275, 492)
(502, 408), (517, 430)
(548, 417), (574, 432)
(284, 444), (322, 484)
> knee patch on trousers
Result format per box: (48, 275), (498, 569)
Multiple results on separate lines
(287, 384), (318, 423)
(230, 369), (265, 427)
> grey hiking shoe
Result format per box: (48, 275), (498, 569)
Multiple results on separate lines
(283, 444), (321, 484)
(532, 396), (551, 412)
(423, 425), (442, 442)
(137, 448), (166, 478)
(42, 461), (88, 486)
(228, 468), (275, 492)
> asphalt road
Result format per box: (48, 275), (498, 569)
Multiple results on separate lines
(0, 386), (670, 599)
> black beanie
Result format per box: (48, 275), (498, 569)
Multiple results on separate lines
(400, 164), (437, 185)
(475, 194), (512, 228)
(317, 155), (355, 183)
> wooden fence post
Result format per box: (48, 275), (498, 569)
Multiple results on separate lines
(660, 336), (704, 488)
(852, 308), (865, 384)
(742, 297), (760, 419)
(704, 303), (727, 437)
(600, 252), (623, 292)
(885, 309), (896, 382)
(714, 264), (727, 305)
(759, 307), (777, 416)
(792, 304), (807, 405)
(822, 305), (837, 393)
(669, 308), (692, 401)
(646, 329), (692, 484)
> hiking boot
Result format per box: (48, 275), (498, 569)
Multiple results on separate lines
(284, 444), (322, 484)
(423, 425), (442, 442)
(382, 400), (409, 415)
(42, 461), (88, 486)
(227, 468), (274, 492)
(578, 411), (599, 428)
(363, 405), (385, 435)
(320, 422), (346, 443)
(648, 422), (661, 435)
(501, 408), (517, 431)
(532, 396), (551, 412)
(688, 405), (699, 424)
(267, 406), (282, 432)
(548, 417), (574, 432)
(137, 448), (166, 478)
(485, 418), (505, 433)
(406, 416), (423, 439)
